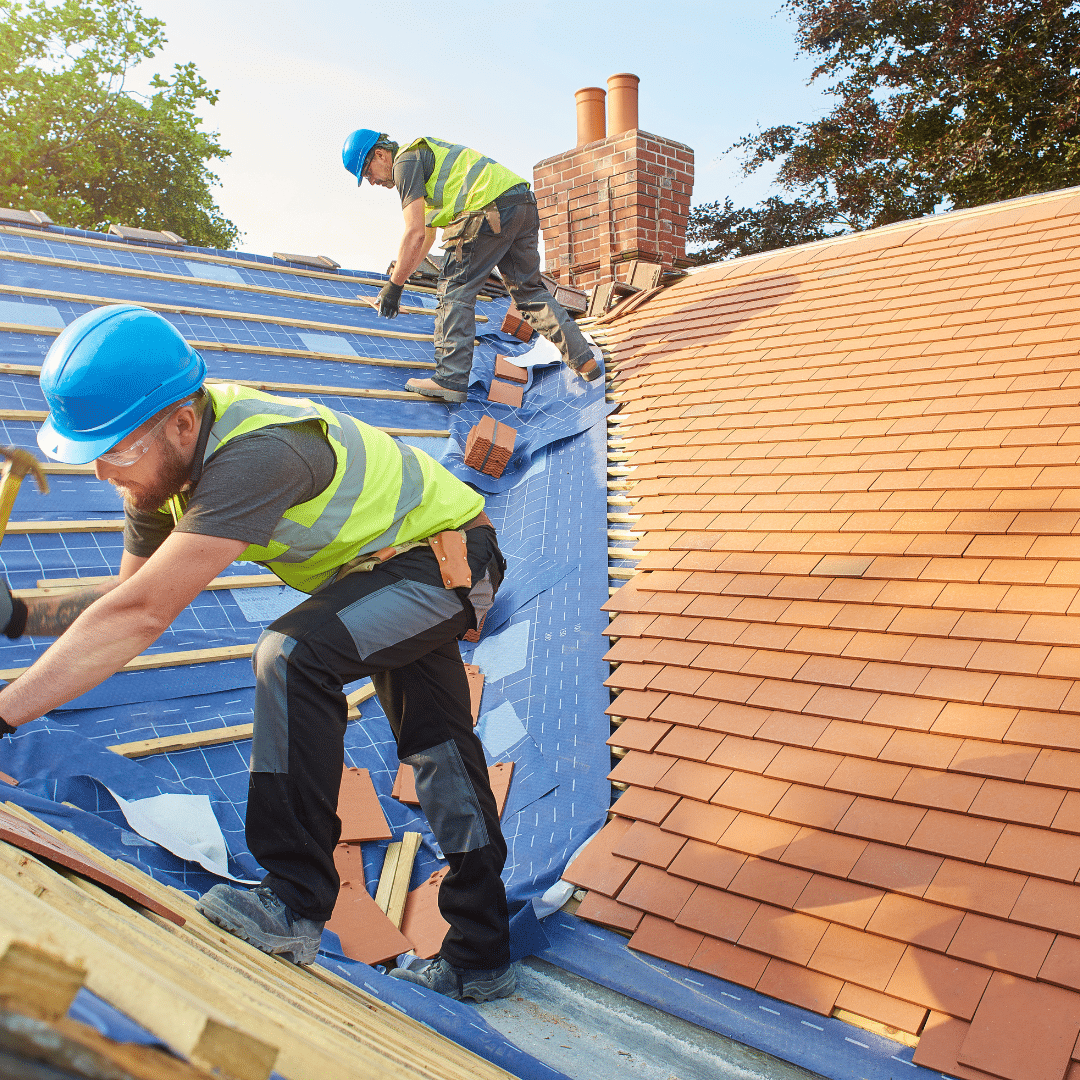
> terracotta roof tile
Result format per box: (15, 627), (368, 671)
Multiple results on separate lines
(1040, 936), (1080, 992)
(807, 922), (906, 991)
(675, 884), (760, 941)
(763, 744), (843, 786)
(727, 857), (813, 908)
(712, 771), (790, 816)
(968, 778), (1065, 827)
(815, 718), (893, 758)
(1053, 791), (1080, 834)
(865, 890), (964, 952)
(930, 701), (1017, 741)
(563, 818), (637, 895)
(668, 838), (747, 889)
(719, 812), (801, 858)
(923, 859), (1028, 920)
(908, 808), (1005, 862)
(707, 735), (782, 773)
(613, 820), (686, 869)
(885, 945), (993, 1020)
(792, 874), (883, 929)
(850, 842), (943, 897)
(893, 768), (982, 816)
(652, 726), (724, 761)
(657, 759), (731, 801)
(946, 912), (1054, 979)
(957, 972), (1080, 1080)
(607, 719), (672, 753)
(611, 786), (681, 825)
(755, 710), (831, 747)
(755, 957), (843, 1016)
(834, 982), (929, 1036)
(662, 798), (739, 844)
(738, 904), (829, 967)
(689, 937), (771, 988)
(700, 701), (769, 737)
(650, 692), (715, 726)
(608, 750), (677, 789)
(628, 914), (705, 967)
(878, 729), (963, 770)
(950, 738), (1040, 781)
(836, 796), (926, 846)
(780, 827), (868, 877)
(910, 1011), (995, 1080)
(606, 689), (669, 720)
(826, 756), (910, 799)
(618, 863), (697, 921)
(574, 892), (643, 933)
(989, 823), (1080, 881)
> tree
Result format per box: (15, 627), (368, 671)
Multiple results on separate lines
(687, 196), (834, 263)
(689, 0), (1080, 262)
(0, 0), (240, 248)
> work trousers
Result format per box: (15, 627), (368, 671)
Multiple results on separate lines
(245, 524), (510, 971)
(432, 191), (594, 394)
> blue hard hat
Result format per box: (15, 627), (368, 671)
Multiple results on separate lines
(37, 305), (206, 464)
(342, 128), (381, 185)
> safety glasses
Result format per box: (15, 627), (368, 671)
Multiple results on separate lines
(97, 407), (177, 467)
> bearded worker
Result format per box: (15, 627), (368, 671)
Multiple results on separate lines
(0, 304), (516, 1002)
(342, 128), (601, 402)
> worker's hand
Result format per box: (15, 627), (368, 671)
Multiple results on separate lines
(377, 281), (403, 319)
(0, 581), (26, 640)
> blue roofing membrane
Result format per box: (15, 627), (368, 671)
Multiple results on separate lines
(0, 226), (935, 1080)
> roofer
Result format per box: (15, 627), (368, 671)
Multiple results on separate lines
(342, 128), (601, 402)
(0, 304), (516, 1002)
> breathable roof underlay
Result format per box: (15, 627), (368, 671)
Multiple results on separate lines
(577, 185), (1080, 1080)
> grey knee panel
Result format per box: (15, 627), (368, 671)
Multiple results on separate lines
(337, 579), (464, 660)
(251, 628), (297, 774)
(403, 739), (490, 854)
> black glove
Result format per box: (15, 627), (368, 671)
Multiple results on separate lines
(377, 281), (403, 319)
(0, 716), (15, 738)
(0, 581), (26, 639)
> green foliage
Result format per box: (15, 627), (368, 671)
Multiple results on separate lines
(686, 196), (835, 263)
(0, 0), (240, 248)
(690, 0), (1080, 261)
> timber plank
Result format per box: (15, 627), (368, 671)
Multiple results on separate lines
(0, 643), (254, 682)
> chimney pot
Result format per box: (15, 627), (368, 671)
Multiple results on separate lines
(606, 73), (640, 137)
(575, 87), (606, 147)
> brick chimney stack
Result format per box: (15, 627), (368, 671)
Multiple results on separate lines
(533, 74), (694, 293)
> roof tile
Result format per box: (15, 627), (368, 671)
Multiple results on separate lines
(719, 813), (802, 858)
(908, 808), (1005, 863)
(652, 726), (724, 761)
(608, 750), (677, 789)
(807, 922), (906, 992)
(885, 945), (992, 1020)
(968, 778), (1064, 827)
(607, 719), (672, 753)
(675, 883), (760, 941)
(668, 838), (747, 889)
(833, 983), (928, 1036)
(727, 857), (813, 908)
(947, 912), (1054, 979)
(755, 957), (843, 1016)
(617, 863), (697, 921)
(826, 756), (910, 799)
(573, 892), (643, 933)
(849, 842), (943, 897)
(612, 820), (686, 869)
(628, 914), (705, 967)
(563, 818), (637, 895)
(923, 859), (1028, 920)
(712, 771), (790, 816)
(780, 827), (868, 877)
(793, 874), (883, 929)
(610, 786), (681, 825)
(689, 937), (771, 988)
(989, 823), (1080, 881)
(738, 904), (829, 966)
(837, 796), (926, 845)
(661, 798), (739, 844)
(708, 735), (783, 773)
(1039, 935), (1080, 992)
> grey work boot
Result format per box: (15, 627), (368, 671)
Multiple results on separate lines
(196, 883), (324, 965)
(389, 956), (517, 1001)
(404, 377), (468, 404)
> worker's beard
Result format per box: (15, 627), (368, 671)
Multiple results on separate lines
(110, 437), (192, 512)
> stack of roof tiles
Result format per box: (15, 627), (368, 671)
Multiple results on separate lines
(574, 186), (1080, 1080)
(465, 414), (516, 478)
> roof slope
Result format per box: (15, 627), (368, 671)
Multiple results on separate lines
(578, 187), (1080, 1080)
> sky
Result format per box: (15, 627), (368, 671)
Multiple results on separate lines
(131, 0), (832, 270)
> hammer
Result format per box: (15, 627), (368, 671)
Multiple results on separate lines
(0, 447), (48, 543)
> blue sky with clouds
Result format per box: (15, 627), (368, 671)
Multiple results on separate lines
(134, 0), (831, 269)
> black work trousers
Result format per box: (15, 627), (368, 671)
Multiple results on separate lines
(245, 524), (510, 970)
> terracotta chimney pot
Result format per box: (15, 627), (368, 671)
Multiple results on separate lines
(575, 87), (606, 147)
(606, 73), (640, 137)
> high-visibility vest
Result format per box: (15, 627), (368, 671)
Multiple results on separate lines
(401, 137), (527, 229)
(164, 384), (484, 593)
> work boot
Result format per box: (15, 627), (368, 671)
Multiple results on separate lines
(196, 883), (323, 965)
(571, 356), (603, 382)
(389, 956), (517, 1001)
(404, 377), (468, 404)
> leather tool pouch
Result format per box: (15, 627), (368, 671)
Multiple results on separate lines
(441, 212), (488, 259)
(428, 529), (472, 589)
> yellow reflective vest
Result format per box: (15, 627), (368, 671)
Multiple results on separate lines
(401, 137), (528, 229)
(165, 384), (484, 593)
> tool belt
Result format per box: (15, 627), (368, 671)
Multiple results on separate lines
(338, 511), (492, 589)
(440, 185), (535, 257)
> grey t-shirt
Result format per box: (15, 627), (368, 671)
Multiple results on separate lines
(124, 418), (337, 558)
(393, 145), (435, 210)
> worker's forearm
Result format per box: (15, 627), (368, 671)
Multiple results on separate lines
(22, 581), (118, 637)
(0, 596), (166, 726)
(390, 227), (436, 285)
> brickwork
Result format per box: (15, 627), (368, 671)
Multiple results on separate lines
(533, 130), (694, 292)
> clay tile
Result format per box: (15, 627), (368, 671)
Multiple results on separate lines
(612, 819), (686, 869)
(617, 862), (697, 920)
(865, 892), (965, 951)
(652, 693), (718, 727)
(957, 972), (1080, 1080)
(662, 798), (739, 844)
(712, 771), (790, 816)
(756, 957), (843, 1016)
(337, 766), (392, 843)
(765, 744), (843, 787)
(884, 945), (993, 1020)
(727, 856), (812, 908)
(608, 750), (677, 788)
(719, 812), (801, 858)
(893, 767), (983, 813)
(328, 882), (414, 966)
(826, 756), (910, 799)
(607, 719), (672, 752)
(924, 859), (1028, 920)
(910, 1011), (979, 1077)
(605, 688), (668, 719)
(988, 824), (1080, 881)
(815, 719), (892, 758)
(836, 795), (926, 846)
(708, 735), (783, 773)
(780, 827), (867, 878)
(969, 778), (1065, 828)
(1039, 935), (1080, 992)
(494, 355), (528, 383)
(950, 739), (1040, 782)
(947, 912), (1054, 979)
(575, 891), (643, 933)
(654, 726), (724, 761)
(628, 914), (705, 967)
(833, 983), (928, 1037)
(807, 922), (906, 992)
(562, 817), (637, 895)
(656, 758), (731, 800)
(611, 786), (681, 825)
(793, 874), (883, 929)
(675, 883), (761, 941)
(849, 842), (943, 897)
(689, 937), (770, 989)
(772, 784), (855, 831)
(907, 809), (1005, 863)
(738, 904), (829, 966)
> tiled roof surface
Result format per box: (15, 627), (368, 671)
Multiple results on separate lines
(580, 187), (1080, 1080)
